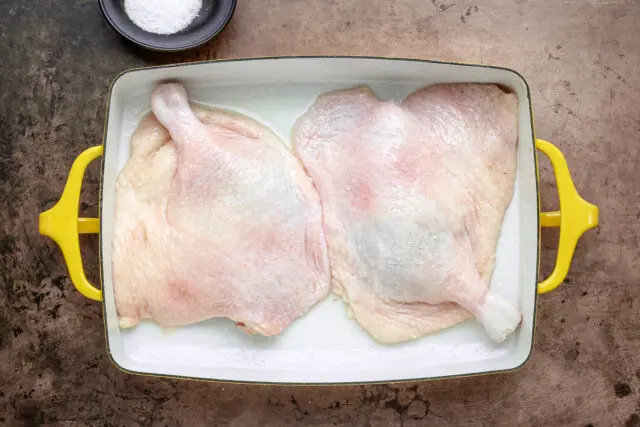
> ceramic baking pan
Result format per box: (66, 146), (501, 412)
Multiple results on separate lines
(39, 57), (598, 384)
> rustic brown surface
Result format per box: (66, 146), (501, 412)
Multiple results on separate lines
(0, 0), (638, 426)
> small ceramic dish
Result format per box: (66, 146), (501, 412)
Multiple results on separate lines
(99, 0), (236, 52)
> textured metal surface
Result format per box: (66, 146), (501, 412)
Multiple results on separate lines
(0, 0), (638, 425)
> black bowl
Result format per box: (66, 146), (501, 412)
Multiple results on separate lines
(99, 0), (236, 52)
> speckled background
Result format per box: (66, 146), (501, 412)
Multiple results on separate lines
(0, 0), (639, 426)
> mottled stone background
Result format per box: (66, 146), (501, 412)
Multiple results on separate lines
(0, 0), (639, 426)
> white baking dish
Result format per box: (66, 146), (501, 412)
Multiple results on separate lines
(39, 57), (598, 384)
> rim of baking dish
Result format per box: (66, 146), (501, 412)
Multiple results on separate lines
(98, 55), (540, 386)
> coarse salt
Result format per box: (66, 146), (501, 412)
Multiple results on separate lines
(124, 0), (203, 35)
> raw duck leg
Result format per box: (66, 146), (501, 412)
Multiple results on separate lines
(293, 84), (521, 343)
(112, 83), (330, 336)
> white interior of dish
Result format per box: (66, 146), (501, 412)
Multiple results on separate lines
(100, 57), (538, 384)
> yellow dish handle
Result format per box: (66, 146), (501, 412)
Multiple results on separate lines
(536, 139), (599, 294)
(39, 146), (103, 301)
(39, 141), (596, 299)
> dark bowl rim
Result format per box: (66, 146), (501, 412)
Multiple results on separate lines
(98, 0), (237, 52)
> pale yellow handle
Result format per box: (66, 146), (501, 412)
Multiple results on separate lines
(536, 139), (599, 294)
(39, 146), (103, 301)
